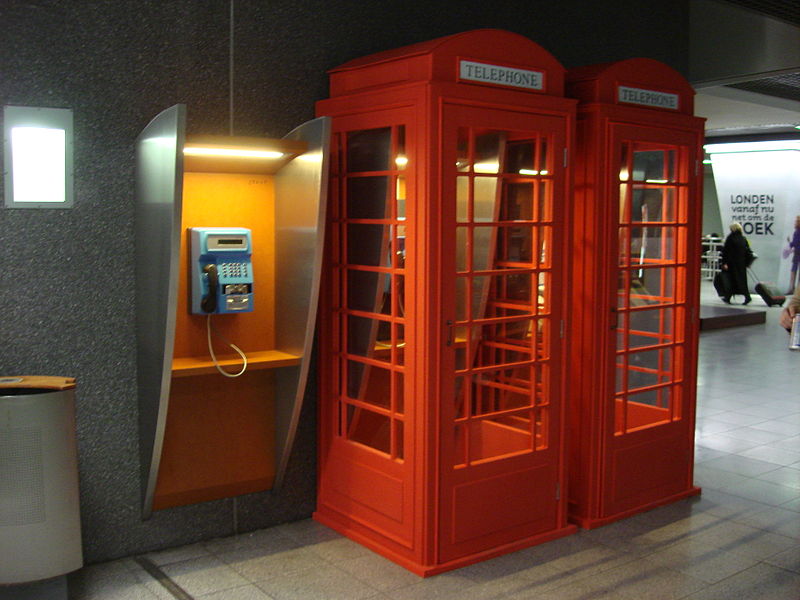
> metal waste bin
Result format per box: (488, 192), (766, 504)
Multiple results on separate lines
(0, 376), (83, 592)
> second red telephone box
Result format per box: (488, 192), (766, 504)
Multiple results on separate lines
(315, 30), (577, 575)
(566, 59), (704, 529)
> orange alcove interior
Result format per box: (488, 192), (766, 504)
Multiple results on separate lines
(153, 158), (301, 510)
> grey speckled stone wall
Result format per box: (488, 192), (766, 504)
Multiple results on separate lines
(0, 0), (689, 563)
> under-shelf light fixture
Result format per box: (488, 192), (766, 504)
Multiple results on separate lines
(4, 105), (74, 208)
(183, 146), (284, 159)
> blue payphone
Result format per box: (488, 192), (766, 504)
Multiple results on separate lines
(190, 227), (254, 315)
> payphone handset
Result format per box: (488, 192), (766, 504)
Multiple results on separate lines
(190, 227), (254, 315)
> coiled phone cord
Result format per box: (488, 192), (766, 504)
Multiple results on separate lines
(206, 315), (248, 378)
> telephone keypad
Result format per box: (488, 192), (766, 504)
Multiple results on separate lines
(220, 262), (248, 279)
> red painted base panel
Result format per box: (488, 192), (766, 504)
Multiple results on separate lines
(314, 509), (578, 577)
(569, 486), (702, 530)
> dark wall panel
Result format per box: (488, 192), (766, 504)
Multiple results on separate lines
(0, 0), (689, 563)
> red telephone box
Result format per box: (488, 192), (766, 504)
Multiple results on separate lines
(566, 59), (704, 529)
(315, 30), (577, 575)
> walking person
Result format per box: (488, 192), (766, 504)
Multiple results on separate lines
(720, 222), (753, 305)
(787, 215), (800, 294)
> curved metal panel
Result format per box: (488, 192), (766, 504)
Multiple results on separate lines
(273, 116), (331, 488)
(134, 104), (186, 518)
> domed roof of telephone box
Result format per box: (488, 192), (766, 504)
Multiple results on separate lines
(328, 29), (566, 97)
(566, 58), (695, 115)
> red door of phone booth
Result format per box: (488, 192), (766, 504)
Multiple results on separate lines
(315, 29), (577, 576)
(566, 59), (704, 529)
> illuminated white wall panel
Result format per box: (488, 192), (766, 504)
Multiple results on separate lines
(707, 141), (800, 292)
(4, 105), (73, 208)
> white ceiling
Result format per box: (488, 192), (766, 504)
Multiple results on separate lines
(695, 86), (800, 137)
(689, 0), (800, 139)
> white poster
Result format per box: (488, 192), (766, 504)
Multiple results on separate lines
(707, 142), (800, 293)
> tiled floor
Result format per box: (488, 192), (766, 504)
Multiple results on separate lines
(67, 281), (800, 599)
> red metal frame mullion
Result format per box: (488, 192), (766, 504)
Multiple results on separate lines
(617, 142), (636, 434)
(619, 301), (631, 435)
(462, 128), (478, 467)
(334, 196), (347, 437)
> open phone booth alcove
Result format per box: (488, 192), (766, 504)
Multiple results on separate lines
(566, 59), (705, 529)
(314, 29), (578, 575)
(134, 106), (330, 516)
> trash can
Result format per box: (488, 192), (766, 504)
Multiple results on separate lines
(0, 376), (82, 598)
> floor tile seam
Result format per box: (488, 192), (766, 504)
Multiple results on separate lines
(320, 553), (405, 590)
(512, 563), (639, 600)
(750, 443), (800, 456)
(204, 539), (306, 566)
(760, 406), (800, 420)
(644, 530), (761, 563)
(699, 454), (788, 468)
(718, 514), (800, 545)
(523, 573), (650, 599)
(753, 472), (800, 490)
(200, 530), (301, 556)
(693, 424), (749, 435)
(735, 448), (800, 467)
(459, 562), (558, 587)
(199, 583), (281, 600)
(211, 547), (343, 586)
(703, 525), (800, 561)
(133, 556), (196, 600)
(688, 558), (800, 592)
(776, 505), (800, 517)
(467, 570), (567, 597)
(331, 557), (427, 593)
(694, 414), (756, 423)
(694, 414), (765, 423)
(629, 522), (736, 554)
(632, 554), (734, 591)
(695, 463), (774, 486)
(745, 434), (800, 445)
(731, 406), (800, 414)
(550, 544), (644, 576)
(730, 411), (800, 421)
(540, 554), (711, 600)
(249, 556), (388, 596)
(714, 481), (800, 506)
(763, 553), (800, 575)
(585, 536), (670, 565)
(145, 550), (216, 570)
(251, 572), (388, 600)
(302, 542), (375, 567)
(733, 443), (800, 456)
(748, 425), (800, 436)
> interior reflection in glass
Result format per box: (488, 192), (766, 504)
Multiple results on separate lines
(452, 127), (552, 465)
(341, 126), (406, 459)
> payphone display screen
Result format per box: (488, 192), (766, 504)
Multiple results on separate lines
(207, 235), (248, 250)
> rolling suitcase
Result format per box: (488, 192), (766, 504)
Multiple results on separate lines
(748, 268), (786, 307)
(754, 282), (786, 307)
